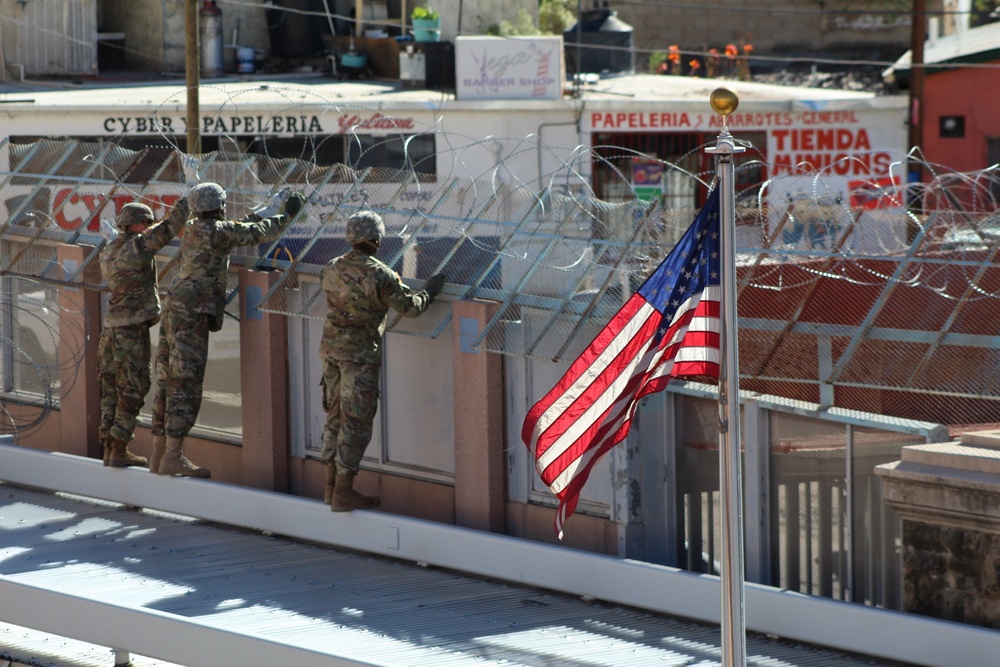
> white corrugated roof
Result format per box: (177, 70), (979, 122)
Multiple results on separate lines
(885, 20), (1000, 78)
(0, 482), (908, 667)
(0, 71), (893, 114)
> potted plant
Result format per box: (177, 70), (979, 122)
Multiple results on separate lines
(411, 5), (440, 42)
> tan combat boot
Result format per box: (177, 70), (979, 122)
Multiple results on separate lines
(157, 436), (211, 478)
(323, 464), (337, 504)
(102, 437), (112, 466)
(107, 438), (149, 468)
(149, 435), (166, 473)
(331, 474), (380, 512)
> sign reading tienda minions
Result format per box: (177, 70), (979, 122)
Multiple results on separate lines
(455, 36), (564, 101)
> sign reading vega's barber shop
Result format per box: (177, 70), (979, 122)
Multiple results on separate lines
(455, 36), (564, 101)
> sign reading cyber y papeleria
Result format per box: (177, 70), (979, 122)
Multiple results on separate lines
(8, 110), (424, 232)
(100, 112), (417, 136)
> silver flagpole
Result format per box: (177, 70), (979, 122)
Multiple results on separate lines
(705, 87), (747, 667)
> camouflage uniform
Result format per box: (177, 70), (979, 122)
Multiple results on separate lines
(319, 237), (436, 476)
(151, 187), (297, 439)
(98, 199), (189, 447)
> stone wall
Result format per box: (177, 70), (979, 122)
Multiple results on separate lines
(609, 0), (945, 73)
(903, 522), (1000, 629)
(877, 433), (1000, 630)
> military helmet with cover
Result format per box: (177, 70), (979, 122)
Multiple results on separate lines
(189, 182), (227, 214)
(345, 210), (385, 244)
(116, 202), (155, 230)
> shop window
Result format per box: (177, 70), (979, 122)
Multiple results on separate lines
(591, 131), (766, 207)
(348, 134), (437, 182)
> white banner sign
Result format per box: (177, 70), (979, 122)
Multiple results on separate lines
(456, 36), (564, 101)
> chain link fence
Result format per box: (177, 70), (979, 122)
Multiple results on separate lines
(1, 129), (999, 430)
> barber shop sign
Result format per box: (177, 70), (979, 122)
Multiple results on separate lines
(455, 36), (564, 100)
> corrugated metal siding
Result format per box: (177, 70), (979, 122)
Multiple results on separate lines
(13, 0), (97, 76)
(0, 483), (909, 667)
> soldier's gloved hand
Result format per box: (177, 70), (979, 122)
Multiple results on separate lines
(180, 155), (200, 197)
(425, 273), (446, 297)
(251, 186), (292, 219)
(284, 191), (306, 221)
(99, 218), (118, 242)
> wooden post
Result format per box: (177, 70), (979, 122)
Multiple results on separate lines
(186, 0), (201, 154)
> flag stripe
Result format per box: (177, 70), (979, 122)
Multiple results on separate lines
(541, 299), (719, 495)
(531, 286), (720, 475)
(521, 187), (723, 537)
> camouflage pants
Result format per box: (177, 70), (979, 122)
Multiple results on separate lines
(320, 358), (380, 476)
(151, 310), (211, 438)
(98, 323), (152, 443)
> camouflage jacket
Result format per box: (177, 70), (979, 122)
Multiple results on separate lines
(320, 249), (433, 364)
(100, 199), (190, 328)
(164, 212), (291, 332)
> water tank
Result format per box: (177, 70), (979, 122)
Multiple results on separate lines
(266, 0), (326, 59)
(563, 7), (634, 76)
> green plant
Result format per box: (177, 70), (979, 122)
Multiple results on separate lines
(495, 1), (574, 37)
(411, 5), (439, 21)
(648, 51), (668, 74)
(498, 8), (539, 36)
(538, 0), (575, 35)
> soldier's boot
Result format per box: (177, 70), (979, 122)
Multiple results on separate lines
(331, 474), (380, 512)
(323, 464), (337, 505)
(107, 438), (149, 468)
(157, 436), (211, 478)
(149, 435), (166, 474)
(102, 437), (112, 466)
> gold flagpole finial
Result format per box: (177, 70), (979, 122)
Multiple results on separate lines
(710, 87), (739, 116)
(710, 87), (740, 133)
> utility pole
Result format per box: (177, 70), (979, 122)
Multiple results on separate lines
(908, 0), (926, 175)
(186, 0), (202, 154)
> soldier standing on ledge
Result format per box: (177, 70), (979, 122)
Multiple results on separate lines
(150, 182), (304, 478)
(319, 210), (444, 511)
(98, 198), (190, 467)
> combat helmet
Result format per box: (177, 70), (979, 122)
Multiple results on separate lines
(345, 210), (385, 244)
(189, 182), (227, 214)
(116, 202), (155, 230)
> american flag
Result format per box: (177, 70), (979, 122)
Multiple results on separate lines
(521, 187), (723, 538)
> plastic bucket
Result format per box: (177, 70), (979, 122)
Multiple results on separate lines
(341, 52), (368, 69)
(237, 47), (255, 73)
(412, 18), (440, 42)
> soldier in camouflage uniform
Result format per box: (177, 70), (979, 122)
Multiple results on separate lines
(150, 182), (304, 478)
(320, 210), (445, 511)
(98, 199), (190, 467)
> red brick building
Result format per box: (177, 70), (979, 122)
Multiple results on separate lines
(886, 22), (1000, 173)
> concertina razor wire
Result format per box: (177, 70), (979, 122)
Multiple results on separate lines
(2, 110), (1000, 429)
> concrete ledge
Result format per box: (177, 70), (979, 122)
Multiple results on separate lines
(960, 429), (1000, 449)
(5, 442), (1000, 667)
(877, 456), (1000, 532)
(900, 441), (1000, 475)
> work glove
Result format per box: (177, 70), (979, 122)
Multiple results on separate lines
(284, 191), (306, 221)
(99, 217), (118, 242)
(424, 272), (445, 297)
(251, 186), (292, 219)
(180, 155), (200, 197)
